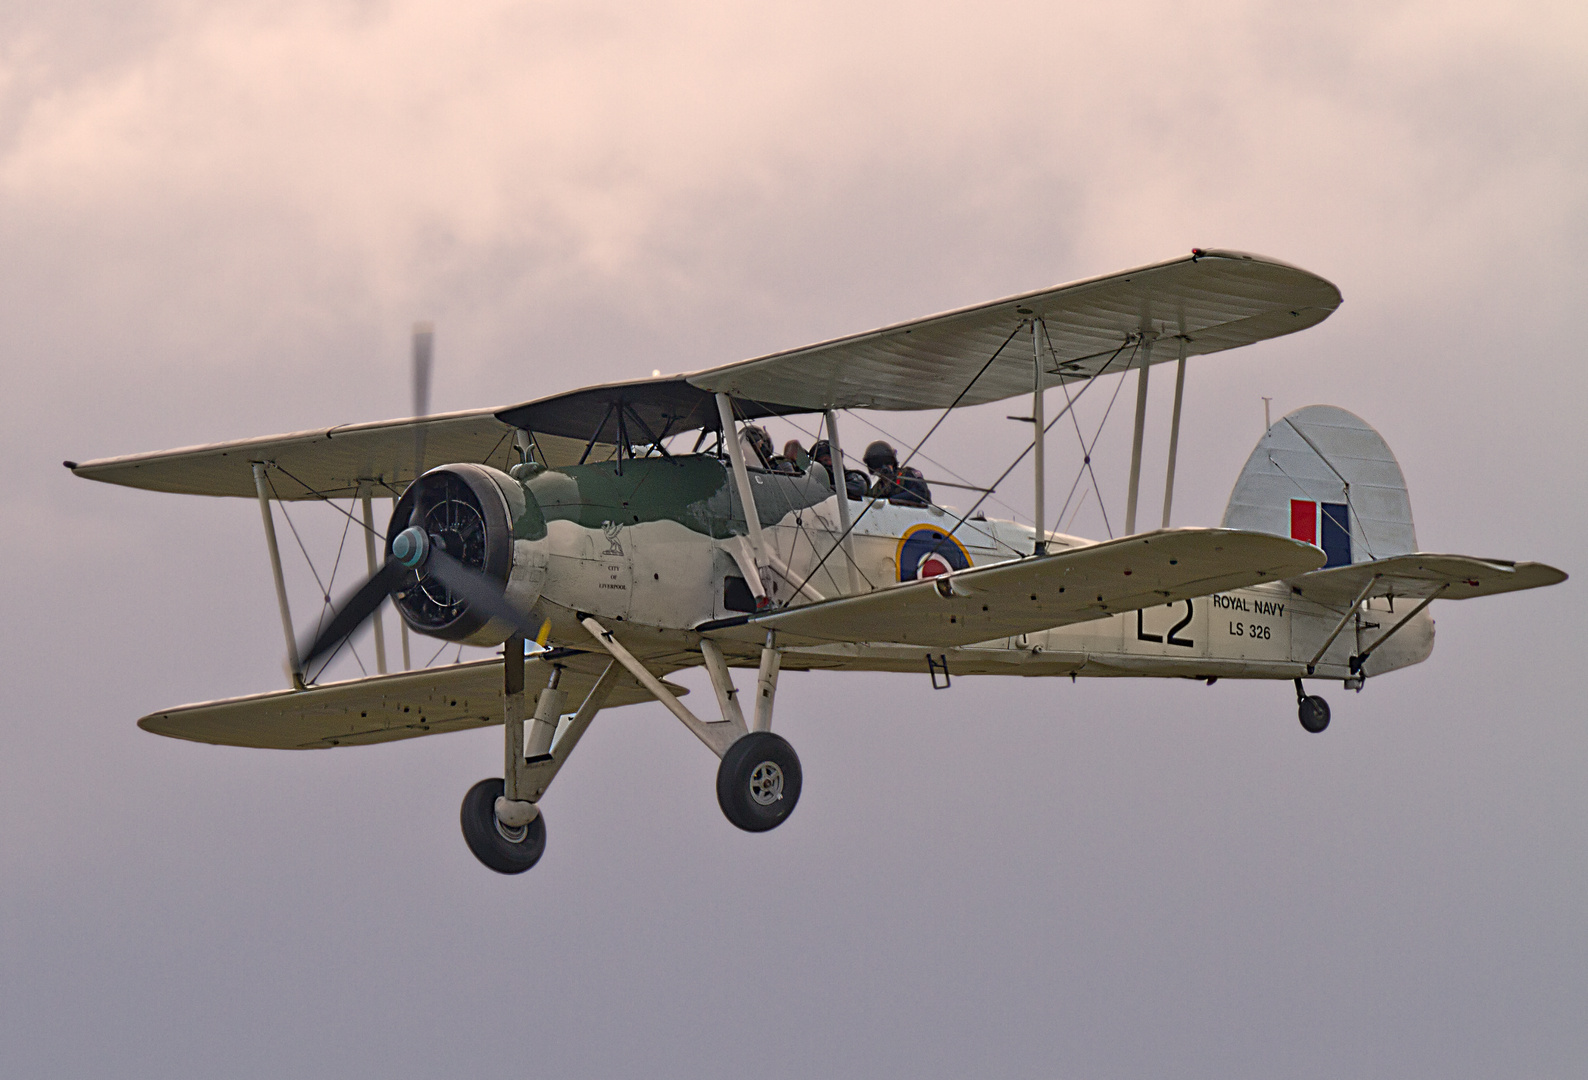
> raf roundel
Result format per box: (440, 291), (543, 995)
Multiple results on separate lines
(896, 524), (972, 582)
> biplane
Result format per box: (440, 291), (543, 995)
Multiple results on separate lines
(68, 249), (1566, 873)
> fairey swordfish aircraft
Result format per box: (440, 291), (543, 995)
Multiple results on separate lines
(69, 250), (1566, 873)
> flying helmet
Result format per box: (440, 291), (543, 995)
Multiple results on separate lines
(863, 440), (898, 472)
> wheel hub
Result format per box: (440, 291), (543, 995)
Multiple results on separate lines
(748, 761), (784, 805)
(494, 815), (528, 843)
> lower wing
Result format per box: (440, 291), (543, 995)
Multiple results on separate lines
(707, 528), (1325, 648)
(138, 654), (684, 749)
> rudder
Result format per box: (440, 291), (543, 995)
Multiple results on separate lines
(1221, 405), (1415, 567)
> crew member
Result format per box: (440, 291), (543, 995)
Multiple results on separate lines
(811, 440), (867, 500)
(895, 465), (931, 507)
(862, 440), (930, 505)
(740, 425), (775, 469)
(863, 441), (901, 499)
(781, 439), (809, 472)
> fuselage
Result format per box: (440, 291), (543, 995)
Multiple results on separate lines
(507, 454), (1432, 683)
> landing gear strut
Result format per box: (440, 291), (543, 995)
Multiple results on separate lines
(1295, 678), (1330, 734)
(583, 617), (805, 833)
(458, 633), (622, 874)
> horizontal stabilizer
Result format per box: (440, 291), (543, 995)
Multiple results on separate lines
(138, 654), (686, 749)
(1288, 554), (1567, 608)
(714, 528), (1325, 649)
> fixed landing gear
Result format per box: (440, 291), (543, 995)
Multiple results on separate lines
(1295, 678), (1331, 734)
(581, 619), (803, 835)
(461, 777), (547, 874)
(717, 731), (802, 832)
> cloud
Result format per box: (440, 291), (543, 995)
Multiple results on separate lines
(4, 0), (1582, 338)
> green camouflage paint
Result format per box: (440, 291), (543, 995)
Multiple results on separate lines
(519, 456), (832, 540)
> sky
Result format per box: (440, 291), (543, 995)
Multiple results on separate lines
(2, 1), (1585, 1077)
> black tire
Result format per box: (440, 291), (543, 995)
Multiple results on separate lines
(460, 778), (546, 874)
(1298, 695), (1331, 734)
(716, 732), (802, 833)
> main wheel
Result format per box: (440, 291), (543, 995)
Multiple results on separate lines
(1298, 695), (1331, 734)
(460, 778), (546, 874)
(716, 732), (802, 833)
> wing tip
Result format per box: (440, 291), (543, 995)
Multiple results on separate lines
(1527, 562), (1569, 587)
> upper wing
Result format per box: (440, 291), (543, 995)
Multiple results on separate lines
(68, 409), (607, 501)
(73, 250), (1337, 499)
(704, 529), (1325, 648)
(139, 654), (686, 749)
(1288, 554), (1567, 609)
(684, 250), (1340, 411)
(497, 253), (1340, 433)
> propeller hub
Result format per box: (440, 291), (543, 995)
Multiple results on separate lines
(391, 526), (430, 568)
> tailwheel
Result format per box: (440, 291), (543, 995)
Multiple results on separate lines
(716, 731), (802, 833)
(460, 777), (546, 874)
(1297, 693), (1331, 734)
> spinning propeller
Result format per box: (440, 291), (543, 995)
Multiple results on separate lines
(298, 324), (543, 675)
(299, 500), (543, 670)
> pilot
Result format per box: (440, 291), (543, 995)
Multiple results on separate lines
(740, 424), (775, 469)
(863, 441), (902, 499)
(863, 440), (931, 506)
(811, 440), (868, 500)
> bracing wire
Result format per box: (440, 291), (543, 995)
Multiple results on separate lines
(1062, 488), (1091, 533)
(263, 475), (373, 684)
(1065, 367), (1131, 538)
(310, 498), (357, 645)
(789, 325), (1025, 598)
(271, 465), (384, 539)
(1045, 328), (1138, 539)
(936, 337), (1133, 547)
(267, 473), (330, 600)
(840, 409), (1025, 522)
(731, 390), (1026, 564)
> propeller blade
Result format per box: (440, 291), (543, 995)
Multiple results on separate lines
(300, 523), (543, 678)
(407, 470), (435, 532)
(424, 548), (546, 649)
(300, 558), (411, 670)
(411, 321), (434, 484)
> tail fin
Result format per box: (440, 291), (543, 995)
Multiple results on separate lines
(1221, 405), (1415, 568)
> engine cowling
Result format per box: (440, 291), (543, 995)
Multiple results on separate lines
(387, 463), (548, 646)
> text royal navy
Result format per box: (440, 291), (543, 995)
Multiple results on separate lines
(1212, 593), (1285, 617)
